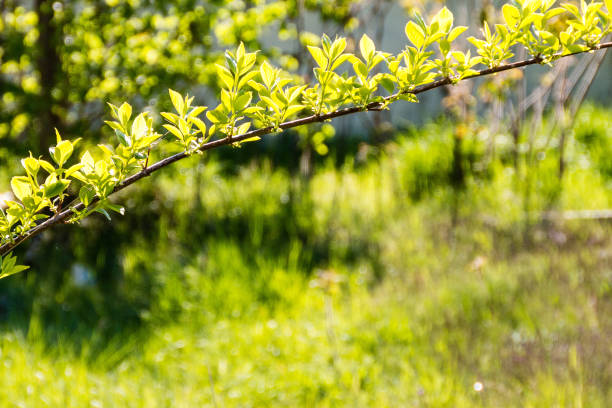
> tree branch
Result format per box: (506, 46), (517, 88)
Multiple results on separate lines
(1, 41), (611, 256)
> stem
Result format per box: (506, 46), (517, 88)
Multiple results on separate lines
(1, 41), (611, 256)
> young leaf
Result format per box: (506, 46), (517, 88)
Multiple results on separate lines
(163, 124), (183, 141)
(234, 92), (253, 112)
(405, 21), (425, 49)
(11, 177), (32, 201)
(118, 102), (132, 127)
(79, 185), (95, 207)
(216, 64), (235, 89)
(259, 61), (276, 89)
(64, 164), (84, 178)
(308, 46), (328, 68)
(39, 160), (56, 174)
(359, 34), (375, 61)
(433, 7), (454, 33)
(131, 113), (147, 140)
(0, 253), (29, 280)
(191, 117), (207, 139)
(169, 89), (185, 116)
(114, 129), (132, 148)
(206, 108), (229, 124)
(44, 179), (70, 198)
(161, 112), (179, 125)
(21, 155), (40, 178)
(448, 26), (468, 42)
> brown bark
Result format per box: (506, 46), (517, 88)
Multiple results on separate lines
(34, 0), (62, 153)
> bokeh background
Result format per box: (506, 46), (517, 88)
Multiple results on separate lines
(0, 0), (611, 406)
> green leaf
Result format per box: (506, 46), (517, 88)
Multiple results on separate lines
(379, 76), (395, 93)
(0, 253), (29, 280)
(96, 208), (112, 221)
(169, 89), (185, 116)
(79, 185), (95, 207)
(329, 37), (347, 61)
(237, 71), (259, 91)
(39, 160), (56, 174)
(353, 60), (368, 79)
(105, 120), (125, 134)
(1, 264), (29, 279)
(220, 90), (232, 111)
(405, 21), (425, 49)
(21, 155), (40, 178)
(261, 96), (281, 115)
(544, 7), (566, 20)
(188, 106), (207, 119)
(433, 7), (454, 33)
(178, 118), (189, 136)
(321, 34), (332, 52)
(259, 61), (276, 89)
(11, 176), (32, 201)
(283, 105), (305, 120)
(49, 140), (74, 167)
(118, 102), (132, 127)
(106, 103), (119, 120)
(115, 129), (132, 147)
(448, 26), (468, 42)
(452, 51), (466, 64)
(502, 4), (521, 28)
(163, 124), (183, 141)
(562, 3), (579, 17)
(81, 151), (95, 170)
(330, 54), (352, 71)
(234, 92), (252, 112)
(191, 117), (207, 139)
(44, 179), (70, 198)
(236, 42), (245, 63)
(307, 46), (328, 68)
(206, 108), (229, 124)
(216, 64), (235, 89)
(161, 112), (179, 125)
(105, 203), (125, 215)
(224, 51), (238, 73)
(131, 113), (147, 140)
(439, 39), (451, 54)
(65, 163), (84, 178)
(236, 122), (251, 135)
(359, 34), (375, 61)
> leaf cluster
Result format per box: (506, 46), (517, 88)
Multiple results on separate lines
(1, 0), (610, 278)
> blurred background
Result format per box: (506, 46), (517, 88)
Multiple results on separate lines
(0, 0), (611, 406)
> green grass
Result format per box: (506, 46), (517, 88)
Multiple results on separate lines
(2, 237), (611, 407)
(0, 105), (611, 407)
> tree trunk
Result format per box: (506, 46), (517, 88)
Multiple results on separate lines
(35, 0), (62, 153)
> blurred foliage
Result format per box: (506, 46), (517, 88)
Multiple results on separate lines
(2, 0), (609, 269)
(0, 104), (611, 406)
(0, 0), (611, 405)
(0, 0), (452, 166)
(0, 0), (363, 155)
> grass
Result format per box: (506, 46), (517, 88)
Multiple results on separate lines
(0, 105), (611, 406)
(2, 238), (611, 407)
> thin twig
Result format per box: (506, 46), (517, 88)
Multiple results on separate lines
(1, 41), (611, 256)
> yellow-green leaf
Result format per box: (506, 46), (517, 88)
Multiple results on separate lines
(118, 102), (132, 127)
(405, 21), (425, 49)
(169, 89), (185, 116)
(307, 46), (327, 68)
(11, 177), (32, 201)
(502, 4), (521, 28)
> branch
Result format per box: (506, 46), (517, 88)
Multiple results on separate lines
(1, 41), (611, 256)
